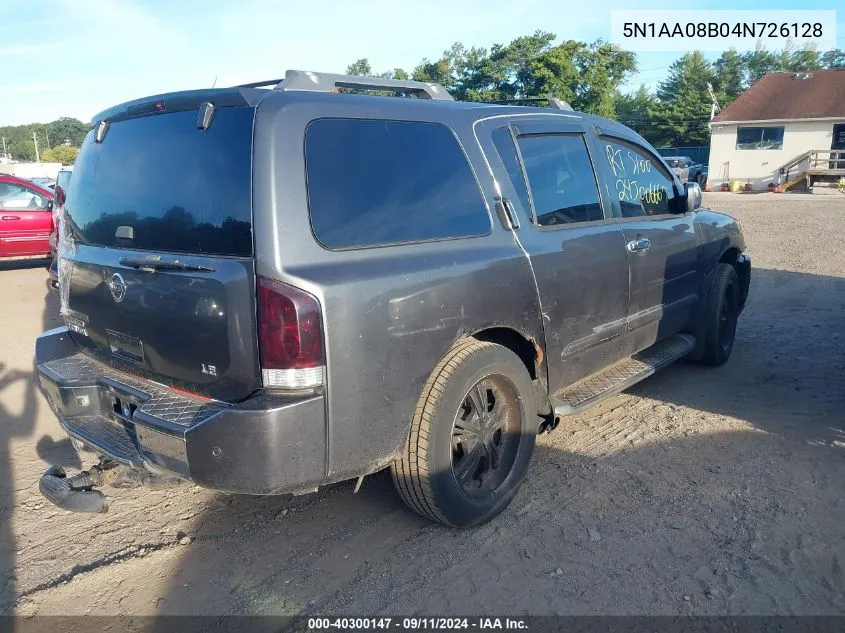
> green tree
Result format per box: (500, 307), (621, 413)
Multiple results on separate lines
(17, 139), (38, 162)
(525, 40), (636, 117)
(409, 34), (636, 110)
(413, 42), (500, 99)
(41, 145), (78, 165)
(412, 58), (456, 91)
(743, 46), (780, 84)
(821, 49), (845, 69)
(521, 40), (582, 105)
(346, 59), (373, 76)
(785, 45), (822, 71)
(45, 117), (89, 147)
(571, 41), (637, 117)
(341, 60), (410, 96)
(0, 118), (88, 161)
(713, 49), (745, 103)
(492, 31), (557, 97)
(652, 51), (715, 146)
(614, 85), (657, 135)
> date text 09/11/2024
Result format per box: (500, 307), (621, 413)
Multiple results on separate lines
(307, 618), (529, 630)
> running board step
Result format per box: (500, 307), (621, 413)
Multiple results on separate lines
(551, 333), (695, 416)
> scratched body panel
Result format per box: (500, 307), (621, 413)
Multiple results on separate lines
(251, 92), (749, 484)
(473, 116), (631, 393)
(252, 93), (542, 482)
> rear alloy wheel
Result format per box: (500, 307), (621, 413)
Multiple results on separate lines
(451, 376), (521, 498)
(700, 263), (740, 366)
(391, 340), (536, 527)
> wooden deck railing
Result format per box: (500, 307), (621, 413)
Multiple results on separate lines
(782, 149), (845, 183)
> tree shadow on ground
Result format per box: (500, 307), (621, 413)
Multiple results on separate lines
(0, 276), (59, 615)
(629, 267), (845, 448)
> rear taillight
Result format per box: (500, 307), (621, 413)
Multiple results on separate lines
(257, 277), (325, 390)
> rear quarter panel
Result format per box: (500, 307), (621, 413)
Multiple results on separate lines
(693, 208), (746, 279)
(252, 94), (544, 483)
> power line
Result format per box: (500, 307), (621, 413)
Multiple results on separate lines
(636, 64), (673, 72)
(618, 118), (711, 124)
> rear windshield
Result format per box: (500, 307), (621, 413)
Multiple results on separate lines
(65, 106), (254, 257)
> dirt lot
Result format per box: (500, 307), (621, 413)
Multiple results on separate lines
(1, 193), (843, 619)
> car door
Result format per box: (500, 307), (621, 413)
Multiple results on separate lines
(0, 182), (53, 257)
(596, 135), (701, 357)
(477, 117), (630, 393)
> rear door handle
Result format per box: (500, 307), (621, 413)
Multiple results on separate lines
(494, 197), (520, 231)
(626, 238), (651, 252)
(1, 215), (21, 220)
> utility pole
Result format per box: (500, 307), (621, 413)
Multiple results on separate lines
(706, 82), (721, 120)
(1, 136), (7, 161)
(32, 131), (40, 162)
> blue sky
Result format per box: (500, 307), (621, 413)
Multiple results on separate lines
(0, 0), (841, 125)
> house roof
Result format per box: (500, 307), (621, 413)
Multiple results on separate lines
(713, 69), (845, 123)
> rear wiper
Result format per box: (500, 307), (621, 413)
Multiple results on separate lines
(118, 257), (216, 272)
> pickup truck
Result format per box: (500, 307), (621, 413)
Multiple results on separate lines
(664, 156), (704, 184)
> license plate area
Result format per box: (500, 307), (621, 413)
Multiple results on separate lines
(105, 389), (141, 426)
(106, 329), (145, 365)
(100, 378), (147, 426)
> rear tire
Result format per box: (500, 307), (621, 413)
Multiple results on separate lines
(391, 340), (537, 527)
(700, 263), (740, 366)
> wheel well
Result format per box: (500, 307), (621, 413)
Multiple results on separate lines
(472, 327), (540, 380)
(719, 247), (747, 302)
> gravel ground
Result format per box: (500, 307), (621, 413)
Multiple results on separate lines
(0, 192), (843, 619)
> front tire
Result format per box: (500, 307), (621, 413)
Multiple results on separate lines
(700, 263), (740, 366)
(391, 340), (537, 527)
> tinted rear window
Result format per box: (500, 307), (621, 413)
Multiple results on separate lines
(65, 107), (254, 256)
(516, 134), (603, 226)
(305, 118), (489, 250)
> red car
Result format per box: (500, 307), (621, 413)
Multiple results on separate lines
(0, 174), (55, 260)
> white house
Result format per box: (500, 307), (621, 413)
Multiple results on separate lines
(708, 69), (845, 191)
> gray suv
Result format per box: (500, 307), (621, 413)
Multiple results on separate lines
(35, 70), (750, 527)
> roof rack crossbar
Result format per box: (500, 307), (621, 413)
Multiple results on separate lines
(488, 97), (573, 110)
(234, 79), (285, 89)
(269, 70), (453, 100)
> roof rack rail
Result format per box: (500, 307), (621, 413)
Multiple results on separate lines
(487, 97), (573, 111)
(235, 70), (453, 100)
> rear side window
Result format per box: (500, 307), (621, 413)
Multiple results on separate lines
(0, 182), (50, 210)
(515, 135), (603, 226)
(602, 139), (677, 217)
(305, 119), (489, 250)
(65, 107), (254, 256)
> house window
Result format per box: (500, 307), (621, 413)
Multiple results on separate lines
(736, 127), (785, 150)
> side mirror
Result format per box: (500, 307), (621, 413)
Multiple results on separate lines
(45, 199), (54, 212)
(684, 181), (702, 212)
